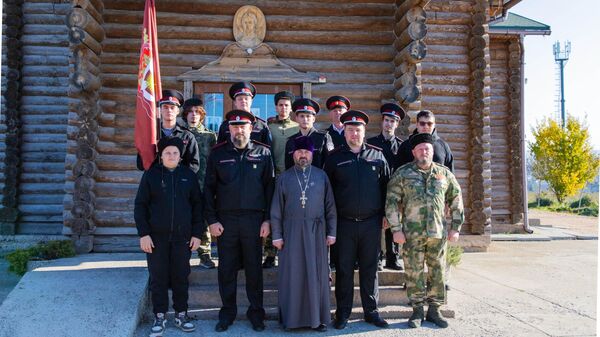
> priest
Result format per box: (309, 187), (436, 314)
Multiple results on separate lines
(270, 136), (337, 332)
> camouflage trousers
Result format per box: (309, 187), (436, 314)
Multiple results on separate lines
(197, 227), (212, 256)
(263, 233), (277, 257)
(402, 235), (447, 307)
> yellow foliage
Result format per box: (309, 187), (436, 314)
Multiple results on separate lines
(529, 116), (599, 203)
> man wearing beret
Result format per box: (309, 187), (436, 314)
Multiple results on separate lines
(216, 82), (272, 147)
(183, 97), (217, 269)
(284, 98), (334, 170)
(262, 91), (299, 269)
(367, 103), (406, 271)
(136, 89), (200, 173)
(325, 95), (351, 148)
(385, 133), (464, 329)
(204, 110), (275, 333)
(135, 137), (203, 336)
(323, 110), (391, 330)
(398, 110), (454, 172)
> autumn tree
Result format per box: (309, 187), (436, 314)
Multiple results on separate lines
(529, 116), (599, 203)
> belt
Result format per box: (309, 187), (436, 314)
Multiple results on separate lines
(341, 214), (379, 222)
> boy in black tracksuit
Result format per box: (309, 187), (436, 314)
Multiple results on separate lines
(134, 137), (204, 336)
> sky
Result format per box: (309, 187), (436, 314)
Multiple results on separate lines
(512, 0), (600, 150)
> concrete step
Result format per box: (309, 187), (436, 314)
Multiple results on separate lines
(179, 305), (455, 321)
(187, 285), (409, 308)
(189, 265), (407, 286)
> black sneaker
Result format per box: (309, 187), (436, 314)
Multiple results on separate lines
(174, 312), (195, 332)
(262, 256), (275, 269)
(199, 253), (216, 269)
(150, 313), (166, 336)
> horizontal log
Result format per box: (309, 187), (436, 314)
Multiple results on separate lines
(19, 183), (65, 194)
(426, 23), (470, 34)
(19, 194), (64, 205)
(21, 152), (66, 163)
(421, 74), (469, 85)
(311, 83), (394, 100)
(19, 173), (65, 184)
(94, 210), (134, 227)
(67, 8), (105, 42)
(21, 34), (69, 47)
(22, 14), (65, 25)
(103, 9), (395, 32)
(22, 54), (69, 66)
(100, 52), (216, 67)
(18, 204), (64, 216)
(94, 182), (138, 198)
(22, 24), (69, 36)
(22, 133), (66, 143)
(95, 170), (142, 184)
(421, 61), (469, 75)
(95, 197), (135, 211)
(103, 0), (394, 17)
(425, 1), (473, 13)
(424, 11), (471, 25)
(96, 154), (138, 171)
(22, 2), (71, 15)
(21, 85), (69, 97)
(98, 127), (134, 143)
(422, 84), (470, 97)
(21, 45), (70, 57)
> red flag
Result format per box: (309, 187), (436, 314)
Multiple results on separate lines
(135, 0), (162, 170)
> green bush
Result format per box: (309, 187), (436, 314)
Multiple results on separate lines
(570, 195), (593, 208)
(578, 203), (599, 217)
(446, 245), (463, 268)
(5, 240), (76, 276)
(537, 197), (554, 207)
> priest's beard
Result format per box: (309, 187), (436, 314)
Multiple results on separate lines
(295, 157), (311, 168)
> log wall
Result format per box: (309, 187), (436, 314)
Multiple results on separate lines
(1, 1), (70, 235)
(93, 0), (397, 237)
(420, 0), (475, 230)
(488, 35), (524, 232)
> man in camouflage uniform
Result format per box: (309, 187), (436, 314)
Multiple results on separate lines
(384, 133), (464, 329)
(263, 91), (299, 268)
(184, 98), (217, 269)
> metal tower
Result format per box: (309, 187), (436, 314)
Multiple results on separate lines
(553, 41), (571, 128)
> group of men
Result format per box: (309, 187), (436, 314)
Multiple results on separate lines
(134, 81), (464, 336)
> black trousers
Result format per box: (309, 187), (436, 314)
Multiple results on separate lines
(384, 228), (400, 261)
(334, 216), (381, 320)
(146, 237), (192, 314)
(217, 211), (265, 324)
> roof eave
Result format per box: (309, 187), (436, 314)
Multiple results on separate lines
(490, 28), (551, 36)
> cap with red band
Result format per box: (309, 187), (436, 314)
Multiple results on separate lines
(340, 110), (369, 125)
(292, 98), (320, 115)
(159, 89), (184, 107)
(326, 95), (351, 110)
(379, 102), (406, 120)
(225, 109), (256, 125)
(229, 82), (256, 99)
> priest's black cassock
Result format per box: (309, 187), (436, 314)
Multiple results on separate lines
(270, 166), (337, 329)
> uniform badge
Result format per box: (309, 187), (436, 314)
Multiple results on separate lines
(435, 173), (446, 181)
(372, 166), (376, 171)
(253, 164), (257, 169)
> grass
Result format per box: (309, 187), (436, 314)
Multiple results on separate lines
(528, 192), (599, 217)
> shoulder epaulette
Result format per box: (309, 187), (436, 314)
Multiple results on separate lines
(251, 140), (271, 148)
(211, 141), (228, 149)
(255, 116), (267, 123)
(365, 143), (383, 151)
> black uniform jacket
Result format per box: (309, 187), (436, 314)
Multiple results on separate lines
(216, 117), (272, 147)
(284, 128), (334, 170)
(134, 164), (204, 241)
(367, 133), (403, 173)
(397, 129), (454, 172)
(204, 139), (275, 224)
(323, 143), (390, 221)
(136, 125), (201, 173)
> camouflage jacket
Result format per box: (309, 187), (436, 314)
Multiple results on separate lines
(188, 123), (217, 188)
(267, 116), (299, 175)
(385, 162), (464, 239)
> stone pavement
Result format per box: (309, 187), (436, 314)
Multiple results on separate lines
(135, 240), (598, 337)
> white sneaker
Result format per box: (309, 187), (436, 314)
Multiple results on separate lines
(174, 312), (195, 332)
(150, 313), (166, 336)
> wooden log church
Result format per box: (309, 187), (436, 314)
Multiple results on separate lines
(1, 0), (550, 252)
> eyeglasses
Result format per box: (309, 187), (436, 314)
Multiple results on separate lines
(418, 121), (434, 127)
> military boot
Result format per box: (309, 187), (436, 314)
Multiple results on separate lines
(426, 305), (449, 328)
(407, 306), (424, 328)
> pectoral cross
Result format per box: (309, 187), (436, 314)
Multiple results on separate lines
(300, 191), (308, 208)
